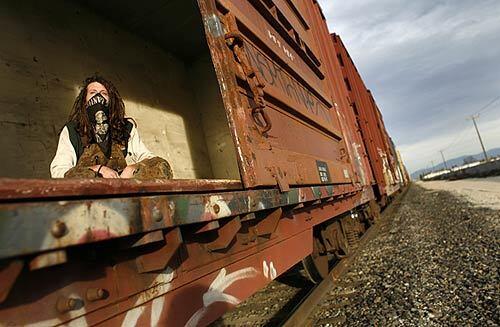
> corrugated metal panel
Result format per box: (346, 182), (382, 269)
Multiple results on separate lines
(331, 33), (400, 198)
(209, 0), (354, 189)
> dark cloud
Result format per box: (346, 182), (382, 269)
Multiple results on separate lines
(318, 0), (500, 172)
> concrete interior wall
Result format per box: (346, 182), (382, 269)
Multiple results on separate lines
(189, 57), (240, 180)
(0, 0), (239, 180)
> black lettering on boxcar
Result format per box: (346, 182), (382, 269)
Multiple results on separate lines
(243, 44), (332, 124)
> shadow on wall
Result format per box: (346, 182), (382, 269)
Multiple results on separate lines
(0, 0), (235, 180)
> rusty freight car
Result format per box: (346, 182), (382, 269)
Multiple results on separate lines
(332, 33), (403, 204)
(0, 0), (405, 326)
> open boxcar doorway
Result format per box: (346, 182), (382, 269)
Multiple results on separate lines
(0, 0), (241, 182)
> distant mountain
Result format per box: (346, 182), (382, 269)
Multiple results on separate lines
(410, 147), (500, 180)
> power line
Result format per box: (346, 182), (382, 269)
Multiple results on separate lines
(423, 95), (500, 165)
(441, 123), (472, 151)
(474, 95), (500, 115)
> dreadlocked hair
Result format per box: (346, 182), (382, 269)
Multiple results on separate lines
(67, 74), (130, 146)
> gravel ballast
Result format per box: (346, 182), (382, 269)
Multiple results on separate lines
(311, 184), (499, 326)
(215, 184), (499, 326)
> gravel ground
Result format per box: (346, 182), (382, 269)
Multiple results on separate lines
(418, 177), (500, 210)
(212, 265), (313, 326)
(311, 184), (499, 326)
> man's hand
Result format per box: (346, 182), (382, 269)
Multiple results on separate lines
(120, 164), (138, 179)
(90, 165), (120, 178)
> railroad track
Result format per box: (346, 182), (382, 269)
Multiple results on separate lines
(281, 188), (408, 326)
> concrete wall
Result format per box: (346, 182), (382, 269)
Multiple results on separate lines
(189, 56), (240, 180)
(0, 0), (234, 179)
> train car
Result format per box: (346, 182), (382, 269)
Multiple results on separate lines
(368, 92), (405, 194)
(0, 1), (405, 326)
(332, 34), (403, 204)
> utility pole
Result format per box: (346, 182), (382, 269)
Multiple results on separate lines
(468, 114), (488, 161)
(431, 160), (435, 172)
(440, 150), (448, 170)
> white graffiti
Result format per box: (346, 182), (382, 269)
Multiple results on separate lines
(185, 267), (259, 327)
(262, 260), (277, 280)
(150, 296), (165, 326)
(42, 201), (132, 252)
(121, 267), (174, 327)
(270, 262), (277, 280)
(267, 29), (295, 61)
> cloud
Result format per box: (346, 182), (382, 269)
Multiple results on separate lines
(317, 0), (500, 173)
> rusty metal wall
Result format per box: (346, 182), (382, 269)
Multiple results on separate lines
(210, 0), (356, 189)
(303, 1), (375, 190)
(331, 33), (401, 199)
(368, 90), (403, 195)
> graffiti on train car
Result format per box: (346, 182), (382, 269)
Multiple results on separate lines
(244, 43), (333, 125)
(186, 267), (259, 327)
(121, 267), (175, 327)
(267, 30), (295, 62)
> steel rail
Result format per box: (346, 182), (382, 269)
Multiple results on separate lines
(281, 186), (410, 326)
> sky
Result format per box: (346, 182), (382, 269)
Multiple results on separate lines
(317, 0), (500, 174)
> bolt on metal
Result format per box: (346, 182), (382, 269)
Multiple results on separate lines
(51, 220), (67, 238)
(56, 296), (80, 313)
(85, 288), (106, 302)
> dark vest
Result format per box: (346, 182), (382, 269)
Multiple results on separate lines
(65, 120), (134, 160)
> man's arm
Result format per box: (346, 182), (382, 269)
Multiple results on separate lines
(126, 124), (155, 164)
(50, 126), (77, 178)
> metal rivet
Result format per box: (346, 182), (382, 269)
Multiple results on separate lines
(51, 220), (67, 238)
(86, 288), (106, 302)
(213, 204), (220, 214)
(56, 297), (79, 313)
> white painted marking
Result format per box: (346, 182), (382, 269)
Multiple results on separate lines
(262, 260), (269, 279)
(185, 267), (259, 327)
(269, 262), (277, 280)
(150, 296), (165, 327)
(121, 306), (146, 327)
(121, 267), (174, 327)
(42, 202), (132, 250)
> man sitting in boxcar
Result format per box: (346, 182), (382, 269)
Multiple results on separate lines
(50, 75), (173, 179)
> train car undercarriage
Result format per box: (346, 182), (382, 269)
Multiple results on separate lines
(0, 181), (376, 326)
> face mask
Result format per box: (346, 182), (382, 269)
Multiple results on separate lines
(86, 93), (111, 156)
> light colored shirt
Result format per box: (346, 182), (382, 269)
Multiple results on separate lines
(50, 124), (155, 178)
